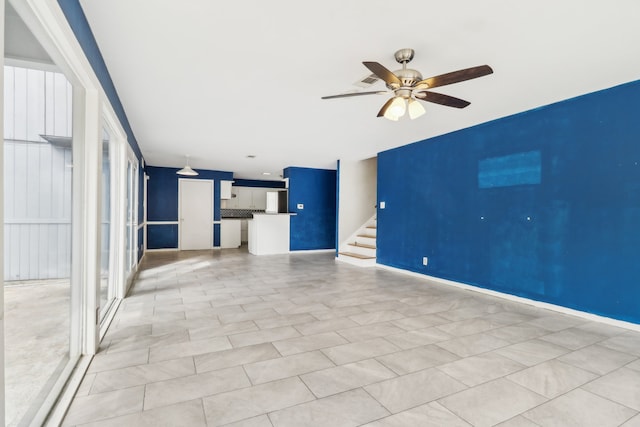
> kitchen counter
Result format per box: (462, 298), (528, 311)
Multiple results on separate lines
(247, 213), (294, 255)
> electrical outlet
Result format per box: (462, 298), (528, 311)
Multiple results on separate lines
(422, 257), (429, 266)
(297, 203), (304, 210)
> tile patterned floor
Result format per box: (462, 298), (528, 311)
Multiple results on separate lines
(5, 279), (70, 426)
(63, 249), (640, 426)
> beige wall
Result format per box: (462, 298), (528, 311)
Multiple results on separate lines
(338, 157), (377, 246)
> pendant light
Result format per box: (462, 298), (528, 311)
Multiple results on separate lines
(177, 155), (198, 176)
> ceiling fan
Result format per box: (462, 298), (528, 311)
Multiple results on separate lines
(322, 48), (493, 121)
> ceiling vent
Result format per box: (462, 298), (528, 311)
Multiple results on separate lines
(353, 73), (380, 88)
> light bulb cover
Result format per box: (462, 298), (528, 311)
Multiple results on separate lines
(384, 97), (406, 121)
(408, 98), (426, 120)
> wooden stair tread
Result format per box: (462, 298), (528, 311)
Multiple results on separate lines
(339, 252), (376, 260)
(365, 226), (377, 229)
(357, 234), (375, 238)
(348, 242), (376, 249)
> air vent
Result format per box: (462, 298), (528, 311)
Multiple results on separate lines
(353, 73), (379, 88)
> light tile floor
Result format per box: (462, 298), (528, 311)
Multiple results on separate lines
(63, 249), (640, 426)
(5, 279), (70, 427)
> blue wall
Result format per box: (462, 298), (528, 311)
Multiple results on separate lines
(377, 79), (640, 324)
(146, 166), (233, 249)
(284, 167), (337, 251)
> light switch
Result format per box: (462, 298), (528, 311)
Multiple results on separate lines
(380, 201), (386, 209)
(297, 203), (304, 210)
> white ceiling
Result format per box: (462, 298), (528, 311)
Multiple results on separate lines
(78, 0), (640, 180)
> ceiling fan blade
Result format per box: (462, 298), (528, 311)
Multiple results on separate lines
(363, 62), (401, 87)
(376, 97), (396, 117)
(414, 65), (493, 90)
(414, 91), (471, 109)
(321, 90), (387, 100)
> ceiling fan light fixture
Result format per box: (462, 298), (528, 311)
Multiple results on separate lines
(408, 98), (426, 120)
(177, 155), (199, 176)
(384, 96), (406, 121)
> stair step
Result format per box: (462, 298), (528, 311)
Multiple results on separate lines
(349, 242), (376, 250)
(339, 252), (376, 260)
(357, 234), (375, 239)
(366, 226), (377, 229)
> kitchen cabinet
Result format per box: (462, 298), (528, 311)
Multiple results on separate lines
(224, 187), (240, 208)
(236, 187), (269, 209)
(248, 214), (291, 255)
(220, 219), (241, 248)
(220, 180), (233, 199)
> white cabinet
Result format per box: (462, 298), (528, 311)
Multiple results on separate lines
(248, 214), (291, 255)
(220, 180), (233, 199)
(225, 187), (239, 208)
(236, 187), (269, 209)
(220, 219), (241, 248)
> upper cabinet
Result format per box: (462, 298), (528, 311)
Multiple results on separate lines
(220, 180), (233, 199)
(222, 186), (278, 210)
(234, 187), (269, 209)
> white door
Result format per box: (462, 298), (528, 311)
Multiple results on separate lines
(179, 179), (213, 250)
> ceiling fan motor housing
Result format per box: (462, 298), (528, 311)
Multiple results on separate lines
(390, 68), (423, 90)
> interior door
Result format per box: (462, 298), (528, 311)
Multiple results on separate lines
(179, 179), (213, 250)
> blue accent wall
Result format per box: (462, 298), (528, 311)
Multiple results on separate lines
(137, 227), (144, 260)
(284, 167), (337, 251)
(147, 225), (178, 250)
(377, 79), (640, 324)
(335, 160), (341, 257)
(232, 179), (286, 188)
(57, 0), (142, 160)
(146, 166), (233, 249)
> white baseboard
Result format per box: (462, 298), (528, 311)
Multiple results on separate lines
(290, 249), (336, 254)
(146, 247), (222, 252)
(376, 263), (640, 332)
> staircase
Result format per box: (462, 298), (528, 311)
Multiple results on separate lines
(337, 217), (377, 267)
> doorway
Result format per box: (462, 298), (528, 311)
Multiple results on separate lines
(179, 179), (213, 250)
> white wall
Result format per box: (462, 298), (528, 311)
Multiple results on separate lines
(3, 65), (74, 281)
(338, 157), (377, 245)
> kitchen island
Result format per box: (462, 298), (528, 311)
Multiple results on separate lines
(248, 213), (294, 255)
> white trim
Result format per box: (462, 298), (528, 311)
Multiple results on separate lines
(143, 172), (148, 251)
(99, 298), (121, 341)
(3, 218), (71, 224)
(137, 222), (146, 229)
(291, 249), (335, 254)
(145, 248), (179, 253)
(42, 355), (92, 427)
(147, 221), (179, 225)
(71, 82), (102, 357)
(376, 263), (640, 332)
(4, 56), (59, 72)
(1, 2), (5, 424)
